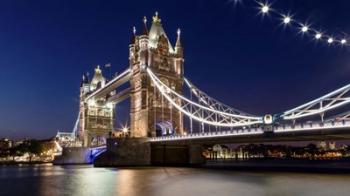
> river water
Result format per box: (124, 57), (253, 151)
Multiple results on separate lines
(1, 164), (350, 196)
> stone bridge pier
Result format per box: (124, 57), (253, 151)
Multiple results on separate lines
(94, 138), (205, 166)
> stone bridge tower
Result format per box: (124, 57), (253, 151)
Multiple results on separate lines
(79, 66), (114, 147)
(129, 12), (184, 137)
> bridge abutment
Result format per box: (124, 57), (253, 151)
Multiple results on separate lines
(189, 145), (206, 165)
(94, 138), (206, 167)
(151, 143), (205, 166)
(94, 138), (151, 167)
(53, 147), (92, 165)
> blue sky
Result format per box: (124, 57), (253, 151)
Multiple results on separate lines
(0, 0), (349, 139)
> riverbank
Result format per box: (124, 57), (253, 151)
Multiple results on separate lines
(0, 161), (52, 165)
(204, 159), (350, 173)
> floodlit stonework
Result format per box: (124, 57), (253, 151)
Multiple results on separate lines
(129, 13), (184, 137)
(78, 13), (184, 146)
(79, 66), (114, 146)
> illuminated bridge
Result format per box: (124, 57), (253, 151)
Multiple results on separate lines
(57, 12), (350, 166)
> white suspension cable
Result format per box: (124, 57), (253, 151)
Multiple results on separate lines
(281, 83), (350, 120)
(149, 69), (261, 120)
(147, 68), (263, 127)
(184, 78), (257, 116)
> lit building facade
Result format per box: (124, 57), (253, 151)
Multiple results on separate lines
(77, 12), (185, 145)
(79, 66), (114, 146)
(129, 12), (184, 137)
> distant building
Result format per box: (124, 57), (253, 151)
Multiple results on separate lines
(329, 142), (336, 150)
(0, 138), (13, 150)
(318, 141), (327, 150)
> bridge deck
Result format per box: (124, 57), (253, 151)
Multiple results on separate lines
(150, 120), (350, 144)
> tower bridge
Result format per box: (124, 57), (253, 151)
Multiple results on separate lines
(56, 12), (350, 166)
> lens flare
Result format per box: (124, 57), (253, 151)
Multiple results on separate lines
(328, 38), (333, 43)
(261, 5), (269, 13)
(315, 33), (322, 39)
(283, 16), (291, 24)
(301, 26), (308, 32)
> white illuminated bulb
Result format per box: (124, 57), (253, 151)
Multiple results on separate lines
(328, 38), (333, 44)
(122, 127), (128, 133)
(341, 39), (347, 44)
(301, 26), (308, 32)
(315, 33), (322, 39)
(283, 16), (291, 24)
(261, 5), (269, 13)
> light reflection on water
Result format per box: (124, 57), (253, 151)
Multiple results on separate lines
(1, 165), (350, 196)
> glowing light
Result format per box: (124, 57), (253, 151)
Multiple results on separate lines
(150, 129), (264, 142)
(315, 33), (322, 39)
(261, 5), (269, 13)
(106, 102), (113, 109)
(263, 114), (273, 124)
(141, 64), (147, 70)
(328, 37), (333, 44)
(88, 100), (96, 107)
(250, 1), (349, 49)
(301, 26), (308, 32)
(283, 16), (291, 24)
(122, 125), (129, 133)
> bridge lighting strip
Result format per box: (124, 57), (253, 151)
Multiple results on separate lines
(274, 121), (350, 133)
(90, 145), (107, 150)
(149, 130), (264, 142)
(85, 68), (131, 101)
(71, 112), (80, 137)
(147, 68), (263, 127)
(183, 78), (256, 116)
(147, 68), (262, 121)
(253, 1), (349, 47)
(282, 83), (350, 120)
(184, 78), (210, 105)
(150, 122), (350, 142)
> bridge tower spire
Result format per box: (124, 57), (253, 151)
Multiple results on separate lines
(175, 28), (183, 56)
(130, 12), (184, 137)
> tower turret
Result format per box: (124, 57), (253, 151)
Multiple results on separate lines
(175, 28), (183, 56)
(80, 73), (90, 95)
(129, 26), (138, 66)
(148, 12), (174, 53)
(130, 26), (136, 45)
(90, 65), (106, 91)
(80, 73), (89, 87)
(139, 16), (149, 66)
(141, 16), (148, 35)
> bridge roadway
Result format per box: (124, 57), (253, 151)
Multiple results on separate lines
(107, 87), (130, 104)
(85, 68), (131, 101)
(150, 120), (350, 145)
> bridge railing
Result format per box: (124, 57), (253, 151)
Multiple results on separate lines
(274, 119), (350, 133)
(150, 119), (350, 142)
(150, 127), (264, 142)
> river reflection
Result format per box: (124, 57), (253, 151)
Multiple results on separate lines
(1, 164), (350, 196)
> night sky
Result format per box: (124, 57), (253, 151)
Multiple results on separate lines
(0, 0), (349, 139)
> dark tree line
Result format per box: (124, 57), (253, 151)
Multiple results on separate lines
(0, 140), (43, 162)
(238, 143), (349, 159)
